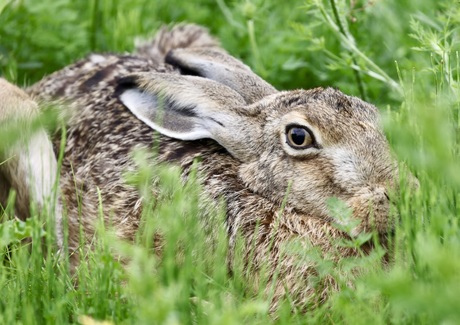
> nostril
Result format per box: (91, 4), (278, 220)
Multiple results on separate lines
(383, 191), (390, 200)
(373, 186), (390, 202)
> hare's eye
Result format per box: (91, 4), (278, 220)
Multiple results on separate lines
(286, 126), (314, 149)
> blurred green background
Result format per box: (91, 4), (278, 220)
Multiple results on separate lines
(1, 0), (460, 324)
(0, 0), (454, 106)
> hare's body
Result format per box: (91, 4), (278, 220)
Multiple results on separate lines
(29, 55), (178, 247)
(2, 25), (403, 308)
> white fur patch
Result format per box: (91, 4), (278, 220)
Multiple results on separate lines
(19, 130), (63, 248)
(89, 54), (107, 63)
(328, 147), (363, 187)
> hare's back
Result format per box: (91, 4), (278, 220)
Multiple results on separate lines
(28, 54), (213, 243)
(28, 54), (174, 101)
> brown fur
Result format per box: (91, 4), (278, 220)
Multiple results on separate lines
(2, 25), (404, 309)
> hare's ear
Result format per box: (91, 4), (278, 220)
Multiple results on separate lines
(117, 72), (263, 162)
(165, 48), (276, 103)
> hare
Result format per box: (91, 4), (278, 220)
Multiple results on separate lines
(2, 24), (403, 308)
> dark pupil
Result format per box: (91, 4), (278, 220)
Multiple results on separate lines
(290, 128), (306, 145)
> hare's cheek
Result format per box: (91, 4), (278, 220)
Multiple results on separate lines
(346, 186), (391, 236)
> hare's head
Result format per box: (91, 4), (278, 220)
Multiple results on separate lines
(117, 48), (402, 237)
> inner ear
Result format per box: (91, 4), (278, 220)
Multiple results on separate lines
(117, 76), (213, 140)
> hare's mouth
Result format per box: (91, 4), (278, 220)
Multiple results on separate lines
(358, 231), (392, 256)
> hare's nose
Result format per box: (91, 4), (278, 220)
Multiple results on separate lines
(374, 186), (390, 205)
(346, 185), (392, 236)
(383, 190), (390, 200)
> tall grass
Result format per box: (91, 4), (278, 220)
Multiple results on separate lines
(1, 0), (459, 323)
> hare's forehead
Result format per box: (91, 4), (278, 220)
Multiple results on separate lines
(279, 103), (380, 133)
(270, 91), (378, 122)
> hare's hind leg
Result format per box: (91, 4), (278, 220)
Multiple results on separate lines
(0, 78), (63, 249)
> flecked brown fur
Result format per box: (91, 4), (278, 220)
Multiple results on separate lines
(2, 24), (405, 309)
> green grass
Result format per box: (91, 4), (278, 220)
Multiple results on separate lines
(1, 0), (460, 323)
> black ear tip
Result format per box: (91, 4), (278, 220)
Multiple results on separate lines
(115, 75), (140, 96)
(165, 50), (202, 77)
(164, 50), (178, 66)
